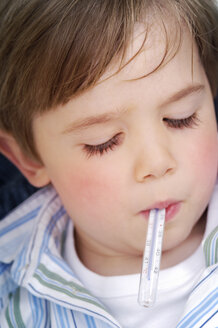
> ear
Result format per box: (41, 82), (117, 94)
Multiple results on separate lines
(0, 130), (50, 187)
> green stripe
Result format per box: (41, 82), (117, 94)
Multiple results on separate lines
(33, 263), (107, 311)
(203, 233), (211, 266)
(5, 305), (13, 328)
(38, 263), (95, 295)
(203, 227), (218, 266)
(13, 288), (25, 328)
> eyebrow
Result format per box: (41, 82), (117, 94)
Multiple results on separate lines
(62, 107), (128, 134)
(160, 84), (205, 108)
(62, 83), (205, 134)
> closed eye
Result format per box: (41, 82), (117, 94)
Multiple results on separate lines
(83, 133), (123, 157)
(163, 112), (200, 129)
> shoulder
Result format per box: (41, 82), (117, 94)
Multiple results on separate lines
(0, 185), (68, 313)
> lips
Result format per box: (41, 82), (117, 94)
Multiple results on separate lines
(141, 201), (181, 222)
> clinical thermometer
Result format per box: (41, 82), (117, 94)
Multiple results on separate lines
(138, 208), (166, 307)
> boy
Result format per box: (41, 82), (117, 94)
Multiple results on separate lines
(0, 0), (217, 327)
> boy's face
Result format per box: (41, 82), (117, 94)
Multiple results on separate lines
(33, 25), (218, 274)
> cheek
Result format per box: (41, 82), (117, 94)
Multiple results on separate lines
(192, 134), (218, 174)
(185, 131), (218, 193)
(54, 163), (123, 217)
(69, 171), (115, 202)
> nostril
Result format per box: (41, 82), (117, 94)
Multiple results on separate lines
(134, 151), (176, 182)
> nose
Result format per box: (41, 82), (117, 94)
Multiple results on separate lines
(134, 131), (176, 182)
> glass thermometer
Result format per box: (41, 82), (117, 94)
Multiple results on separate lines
(138, 208), (166, 307)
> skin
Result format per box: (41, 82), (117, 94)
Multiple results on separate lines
(32, 24), (218, 276)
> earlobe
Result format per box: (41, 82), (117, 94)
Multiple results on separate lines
(0, 131), (50, 187)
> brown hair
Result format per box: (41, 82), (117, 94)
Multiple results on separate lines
(0, 0), (217, 160)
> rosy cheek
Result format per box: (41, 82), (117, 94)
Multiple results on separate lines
(60, 165), (119, 211)
(199, 136), (217, 167)
(189, 133), (218, 185)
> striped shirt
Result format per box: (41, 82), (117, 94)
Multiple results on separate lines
(0, 185), (217, 327)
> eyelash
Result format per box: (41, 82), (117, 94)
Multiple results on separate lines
(83, 113), (199, 157)
(163, 112), (199, 129)
(84, 133), (122, 157)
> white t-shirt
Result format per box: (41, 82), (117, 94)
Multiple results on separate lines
(64, 191), (217, 328)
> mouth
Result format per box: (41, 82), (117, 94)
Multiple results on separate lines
(141, 200), (181, 222)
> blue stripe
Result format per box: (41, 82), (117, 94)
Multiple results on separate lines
(39, 204), (65, 260)
(177, 290), (217, 328)
(71, 311), (78, 328)
(63, 307), (71, 327)
(42, 198), (63, 245)
(32, 295), (44, 327)
(12, 239), (29, 283)
(56, 304), (67, 327)
(191, 266), (217, 293)
(46, 249), (77, 278)
(28, 195), (59, 262)
(0, 207), (41, 238)
(44, 299), (50, 328)
(191, 297), (217, 328)
(53, 303), (62, 327)
(28, 292), (35, 326)
(90, 316), (97, 328)
(44, 206), (66, 242)
(85, 314), (96, 328)
(32, 293), (48, 327)
(199, 310), (218, 327)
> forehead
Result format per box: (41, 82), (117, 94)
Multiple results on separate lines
(67, 24), (200, 108)
(33, 21), (204, 132)
(99, 16), (186, 81)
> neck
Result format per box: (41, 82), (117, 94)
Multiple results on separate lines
(74, 231), (142, 276)
(74, 213), (206, 276)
